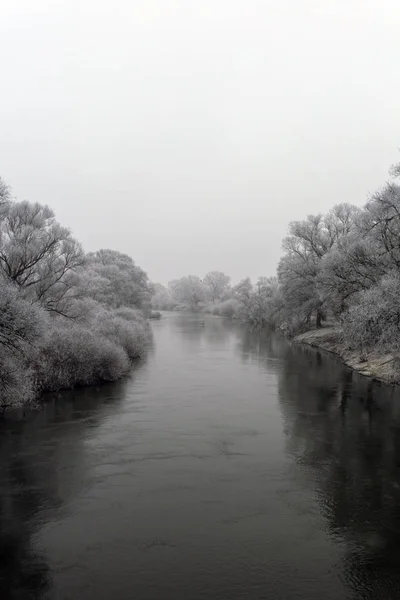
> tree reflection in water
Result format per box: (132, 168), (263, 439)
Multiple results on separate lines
(235, 326), (400, 599)
(0, 378), (134, 600)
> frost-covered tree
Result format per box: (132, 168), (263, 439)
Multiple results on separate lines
(342, 272), (400, 354)
(390, 163), (400, 178)
(0, 201), (84, 317)
(279, 204), (359, 329)
(0, 177), (152, 406)
(168, 275), (206, 309)
(253, 277), (282, 324)
(233, 276), (282, 326)
(0, 284), (44, 354)
(389, 152), (400, 178)
(318, 234), (383, 315)
(361, 183), (400, 270)
(0, 284), (46, 408)
(85, 249), (152, 309)
(203, 271), (231, 303)
(335, 180), (400, 354)
(232, 277), (253, 310)
(151, 283), (176, 310)
(0, 177), (11, 211)
(324, 203), (361, 242)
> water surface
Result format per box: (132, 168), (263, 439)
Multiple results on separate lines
(2, 313), (400, 599)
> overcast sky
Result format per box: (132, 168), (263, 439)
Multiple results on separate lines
(1, 0), (399, 285)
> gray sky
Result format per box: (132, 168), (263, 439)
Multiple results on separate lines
(1, 0), (399, 285)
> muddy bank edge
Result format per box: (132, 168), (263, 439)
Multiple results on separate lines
(294, 327), (400, 385)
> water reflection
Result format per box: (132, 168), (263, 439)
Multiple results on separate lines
(171, 312), (234, 349)
(3, 318), (400, 599)
(0, 375), (140, 600)
(0, 459), (52, 599)
(235, 325), (400, 599)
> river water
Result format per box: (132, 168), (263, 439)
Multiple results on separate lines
(2, 312), (400, 599)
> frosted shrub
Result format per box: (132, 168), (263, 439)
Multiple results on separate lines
(0, 284), (46, 408)
(113, 306), (146, 325)
(0, 283), (46, 353)
(148, 310), (162, 319)
(36, 323), (129, 392)
(0, 351), (36, 410)
(93, 310), (150, 360)
(342, 274), (400, 354)
(211, 299), (240, 318)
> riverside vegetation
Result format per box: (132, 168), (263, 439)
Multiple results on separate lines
(152, 158), (400, 383)
(3, 157), (400, 410)
(0, 179), (153, 410)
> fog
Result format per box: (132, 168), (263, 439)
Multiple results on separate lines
(1, 0), (399, 284)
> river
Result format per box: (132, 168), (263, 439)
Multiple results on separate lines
(2, 312), (400, 599)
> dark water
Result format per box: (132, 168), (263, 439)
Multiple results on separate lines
(3, 314), (400, 599)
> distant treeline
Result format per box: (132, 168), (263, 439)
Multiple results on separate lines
(153, 158), (400, 357)
(0, 179), (153, 410)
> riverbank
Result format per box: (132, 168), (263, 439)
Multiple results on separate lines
(295, 327), (400, 385)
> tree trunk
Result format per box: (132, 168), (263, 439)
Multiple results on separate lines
(316, 308), (322, 329)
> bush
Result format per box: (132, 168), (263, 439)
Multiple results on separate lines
(0, 283), (46, 354)
(93, 310), (150, 360)
(148, 310), (162, 319)
(174, 303), (191, 312)
(0, 290), (152, 403)
(0, 351), (37, 410)
(210, 299), (241, 318)
(113, 306), (146, 324)
(35, 323), (130, 392)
